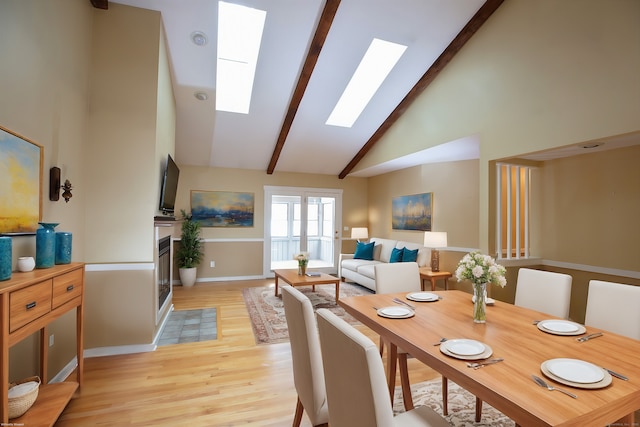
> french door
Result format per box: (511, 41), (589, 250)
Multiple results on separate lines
(264, 186), (342, 277)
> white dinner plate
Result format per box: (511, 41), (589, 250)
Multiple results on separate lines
(407, 292), (439, 302)
(471, 295), (496, 305)
(443, 339), (486, 356)
(537, 319), (586, 336)
(545, 358), (604, 384)
(440, 340), (493, 360)
(541, 360), (611, 389)
(377, 306), (414, 319)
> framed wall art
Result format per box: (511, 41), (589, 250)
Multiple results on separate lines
(392, 192), (432, 231)
(0, 125), (43, 235)
(191, 190), (254, 227)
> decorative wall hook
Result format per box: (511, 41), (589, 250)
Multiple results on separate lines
(49, 167), (73, 202)
(61, 179), (73, 203)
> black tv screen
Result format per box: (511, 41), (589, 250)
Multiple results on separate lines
(159, 154), (179, 216)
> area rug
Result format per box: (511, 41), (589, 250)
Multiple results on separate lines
(157, 308), (217, 346)
(394, 378), (513, 426)
(242, 282), (372, 344)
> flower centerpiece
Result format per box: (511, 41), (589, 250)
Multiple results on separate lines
(294, 252), (309, 275)
(455, 251), (507, 323)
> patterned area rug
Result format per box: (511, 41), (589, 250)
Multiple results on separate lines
(394, 378), (513, 426)
(242, 282), (372, 344)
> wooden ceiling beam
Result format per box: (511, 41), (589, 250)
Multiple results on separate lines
(90, 0), (108, 10)
(267, 0), (341, 174)
(338, 0), (504, 179)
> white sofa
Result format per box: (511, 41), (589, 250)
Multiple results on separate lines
(339, 237), (431, 292)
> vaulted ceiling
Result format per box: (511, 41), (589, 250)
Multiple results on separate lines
(106, 0), (504, 177)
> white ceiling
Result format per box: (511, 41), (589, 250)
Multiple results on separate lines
(110, 0), (487, 176)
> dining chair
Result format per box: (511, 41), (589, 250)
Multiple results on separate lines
(585, 280), (640, 340)
(514, 268), (573, 318)
(472, 267), (574, 422)
(315, 308), (450, 427)
(282, 285), (329, 427)
(374, 262), (421, 410)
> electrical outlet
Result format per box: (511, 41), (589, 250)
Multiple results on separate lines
(49, 334), (54, 347)
(210, 261), (215, 268)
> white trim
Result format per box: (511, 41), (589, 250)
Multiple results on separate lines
(541, 259), (640, 279)
(85, 263), (155, 272)
(49, 358), (78, 384)
(153, 304), (174, 344)
(84, 344), (157, 358)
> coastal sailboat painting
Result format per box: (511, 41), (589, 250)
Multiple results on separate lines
(392, 192), (432, 231)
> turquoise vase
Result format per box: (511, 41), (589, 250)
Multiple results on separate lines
(55, 232), (72, 264)
(36, 222), (58, 268)
(0, 236), (11, 281)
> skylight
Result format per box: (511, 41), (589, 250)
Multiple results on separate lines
(326, 38), (407, 128)
(216, 1), (266, 114)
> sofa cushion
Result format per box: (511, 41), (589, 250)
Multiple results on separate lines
(341, 258), (379, 273)
(356, 263), (377, 280)
(402, 247), (418, 262)
(370, 238), (398, 263)
(389, 247), (403, 263)
(354, 241), (375, 260)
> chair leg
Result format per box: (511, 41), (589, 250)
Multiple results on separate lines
(475, 397), (483, 422)
(442, 376), (448, 415)
(293, 397), (303, 427)
(398, 353), (414, 411)
(379, 337), (385, 356)
(386, 341), (398, 403)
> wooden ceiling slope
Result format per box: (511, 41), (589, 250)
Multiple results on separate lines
(267, 0), (341, 174)
(338, 0), (504, 179)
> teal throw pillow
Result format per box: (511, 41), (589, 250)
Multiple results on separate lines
(390, 247), (403, 263)
(402, 247), (418, 263)
(354, 241), (375, 260)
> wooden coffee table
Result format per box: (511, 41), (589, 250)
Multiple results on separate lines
(273, 269), (341, 303)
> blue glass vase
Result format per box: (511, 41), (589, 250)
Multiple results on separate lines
(0, 236), (11, 281)
(36, 222), (58, 268)
(55, 232), (72, 264)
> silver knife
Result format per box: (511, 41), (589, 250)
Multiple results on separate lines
(604, 368), (628, 381)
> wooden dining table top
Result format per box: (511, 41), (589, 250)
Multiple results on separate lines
(338, 290), (640, 427)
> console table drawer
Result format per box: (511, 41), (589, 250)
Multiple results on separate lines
(9, 280), (53, 333)
(52, 269), (83, 308)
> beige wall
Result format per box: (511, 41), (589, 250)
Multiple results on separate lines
(174, 165), (368, 279)
(356, 0), (640, 251)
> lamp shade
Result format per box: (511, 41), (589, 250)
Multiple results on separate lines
(423, 231), (447, 248)
(351, 227), (369, 240)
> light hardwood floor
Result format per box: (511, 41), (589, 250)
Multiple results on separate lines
(57, 279), (440, 426)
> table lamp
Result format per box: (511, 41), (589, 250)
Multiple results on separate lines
(351, 227), (369, 242)
(424, 231), (447, 272)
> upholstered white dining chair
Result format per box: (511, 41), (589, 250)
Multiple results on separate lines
(374, 262), (421, 410)
(585, 280), (640, 340)
(315, 308), (450, 427)
(282, 285), (329, 427)
(514, 268), (573, 318)
(473, 268), (574, 422)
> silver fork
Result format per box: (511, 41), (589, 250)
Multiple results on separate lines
(466, 358), (504, 369)
(531, 375), (577, 399)
(576, 332), (603, 342)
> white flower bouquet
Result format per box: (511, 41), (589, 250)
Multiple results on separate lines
(455, 251), (507, 287)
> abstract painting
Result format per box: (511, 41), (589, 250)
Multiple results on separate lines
(0, 126), (42, 234)
(191, 190), (254, 227)
(392, 192), (432, 231)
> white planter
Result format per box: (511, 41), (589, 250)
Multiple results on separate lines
(179, 267), (197, 287)
(17, 256), (36, 272)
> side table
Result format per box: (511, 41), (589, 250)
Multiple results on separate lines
(419, 268), (452, 291)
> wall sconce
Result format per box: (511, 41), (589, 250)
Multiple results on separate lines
(49, 167), (73, 203)
(424, 231), (448, 272)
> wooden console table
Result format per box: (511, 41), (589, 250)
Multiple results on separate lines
(0, 262), (85, 425)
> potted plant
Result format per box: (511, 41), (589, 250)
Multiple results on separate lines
(176, 210), (203, 287)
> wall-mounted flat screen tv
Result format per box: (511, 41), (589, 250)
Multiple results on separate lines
(159, 154), (179, 217)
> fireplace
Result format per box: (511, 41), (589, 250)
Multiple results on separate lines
(158, 236), (171, 313)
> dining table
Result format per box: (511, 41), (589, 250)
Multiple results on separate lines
(338, 290), (640, 427)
